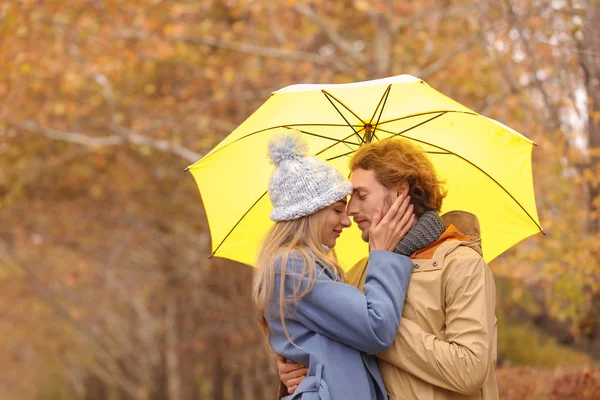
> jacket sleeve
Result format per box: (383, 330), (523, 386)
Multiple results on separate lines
(271, 250), (413, 355)
(377, 254), (496, 395)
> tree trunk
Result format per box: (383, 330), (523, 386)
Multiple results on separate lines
(165, 295), (181, 400)
(212, 356), (225, 400)
(582, 0), (600, 234)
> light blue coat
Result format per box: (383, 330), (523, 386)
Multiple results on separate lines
(266, 250), (413, 400)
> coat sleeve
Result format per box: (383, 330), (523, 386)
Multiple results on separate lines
(377, 254), (496, 395)
(271, 250), (413, 355)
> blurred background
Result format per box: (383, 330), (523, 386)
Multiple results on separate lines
(1, 0), (599, 399)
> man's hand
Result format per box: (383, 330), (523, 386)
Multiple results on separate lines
(369, 195), (416, 251)
(276, 355), (307, 395)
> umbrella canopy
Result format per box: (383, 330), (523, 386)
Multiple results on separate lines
(188, 75), (542, 269)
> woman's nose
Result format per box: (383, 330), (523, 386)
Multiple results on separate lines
(341, 214), (352, 227)
(346, 196), (358, 216)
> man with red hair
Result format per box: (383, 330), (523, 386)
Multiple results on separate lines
(277, 139), (499, 400)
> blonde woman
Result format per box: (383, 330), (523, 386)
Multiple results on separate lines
(254, 134), (415, 400)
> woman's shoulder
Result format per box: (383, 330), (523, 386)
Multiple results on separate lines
(274, 249), (324, 275)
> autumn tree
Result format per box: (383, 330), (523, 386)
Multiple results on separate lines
(1, 1), (598, 399)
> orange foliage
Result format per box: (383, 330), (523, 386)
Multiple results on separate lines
(498, 368), (600, 400)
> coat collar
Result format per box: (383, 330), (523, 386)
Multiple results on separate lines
(441, 210), (482, 256)
(409, 211), (483, 263)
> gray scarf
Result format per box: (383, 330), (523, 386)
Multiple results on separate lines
(395, 211), (446, 257)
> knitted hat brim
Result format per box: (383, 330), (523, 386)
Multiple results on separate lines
(270, 181), (353, 222)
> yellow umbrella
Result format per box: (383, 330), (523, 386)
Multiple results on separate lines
(187, 74), (542, 269)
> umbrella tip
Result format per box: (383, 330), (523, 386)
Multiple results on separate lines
(208, 253), (214, 259)
(184, 166), (190, 172)
(541, 229), (547, 236)
(533, 142), (539, 147)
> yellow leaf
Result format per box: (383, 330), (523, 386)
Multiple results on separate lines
(223, 67), (235, 84)
(19, 63), (31, 74)
(144, 84), (156, 95)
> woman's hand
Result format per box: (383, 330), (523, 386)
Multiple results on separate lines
(369, 195), (416, 252)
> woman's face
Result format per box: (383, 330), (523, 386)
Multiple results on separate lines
(321, 199), (352, 248)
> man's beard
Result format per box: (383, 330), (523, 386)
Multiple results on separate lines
(361, 193), (394, 242)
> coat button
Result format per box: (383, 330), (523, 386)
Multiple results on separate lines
(433, 261), (439, 267)
(413, 263), (420, 269)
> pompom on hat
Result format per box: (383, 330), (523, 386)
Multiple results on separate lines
(267, 131), (353, 222)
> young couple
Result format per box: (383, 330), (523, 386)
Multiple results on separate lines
(254, 132), (499, 400)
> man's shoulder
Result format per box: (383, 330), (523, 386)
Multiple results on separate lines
(447, 242), (484, 260)
(442, 243), (490, 280)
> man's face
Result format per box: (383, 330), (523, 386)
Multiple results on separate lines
(347, 168), (394, 242)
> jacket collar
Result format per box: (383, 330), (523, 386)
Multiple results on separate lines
(441, 210), (482, 256)
(410, 211), (483, 260)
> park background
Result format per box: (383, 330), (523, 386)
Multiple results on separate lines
(1, 0), (599, 399)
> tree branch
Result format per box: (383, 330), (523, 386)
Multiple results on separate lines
(476, 79), (541, 115)
(92, 72), (117, 124)
(503, 0), (562, 131)
(391, 4), (479, 35)
(113, 124), (203, 162)
(117, 30), (355, 76)
(419, 33), (480, 80)
(268, 2), (287, 45)
(19, 121), (121, 147)
(17, 121), (202, 163)
(293, 4), (363, 62)
(165, 293), (181, 400)
(0, 243), (152, 400)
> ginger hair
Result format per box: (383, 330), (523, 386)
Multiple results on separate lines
(349, 139), (447, 217)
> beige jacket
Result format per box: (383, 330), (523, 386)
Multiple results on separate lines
(347, 211), (498, 400)
(277, 211), (498, 400)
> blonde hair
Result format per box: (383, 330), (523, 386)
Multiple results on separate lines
(253, 206), (345, 346)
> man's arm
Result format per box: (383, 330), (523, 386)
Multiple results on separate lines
(377, 252), (496, 395)
(275, 356), (308, 396)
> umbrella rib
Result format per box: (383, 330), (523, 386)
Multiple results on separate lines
(210, 191), (269, 258)
(326, 149), (356, 162)
(383, 112), (447, 138)
(321, 91), (365, 144)
(372, 85), (392, 142)
(375, 126), (544, 233)
(369, 85), (391, 126)
(316, 127), (367, 156)
(319, 127), (374, 161)
(331, 148), (451, 163)
(283, 127), (360, 147)
(377, 110), (477, 126)
(322, 90), (366, 125)
(192, 123), (363, 166)
(193, 113), (477, 167)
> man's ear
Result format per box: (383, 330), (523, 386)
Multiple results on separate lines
(397, 181), (409, 197)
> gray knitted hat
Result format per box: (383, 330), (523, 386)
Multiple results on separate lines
(267, 133), (353, 222)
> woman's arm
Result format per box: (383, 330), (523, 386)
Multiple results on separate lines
(271, 250), (413, 355)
